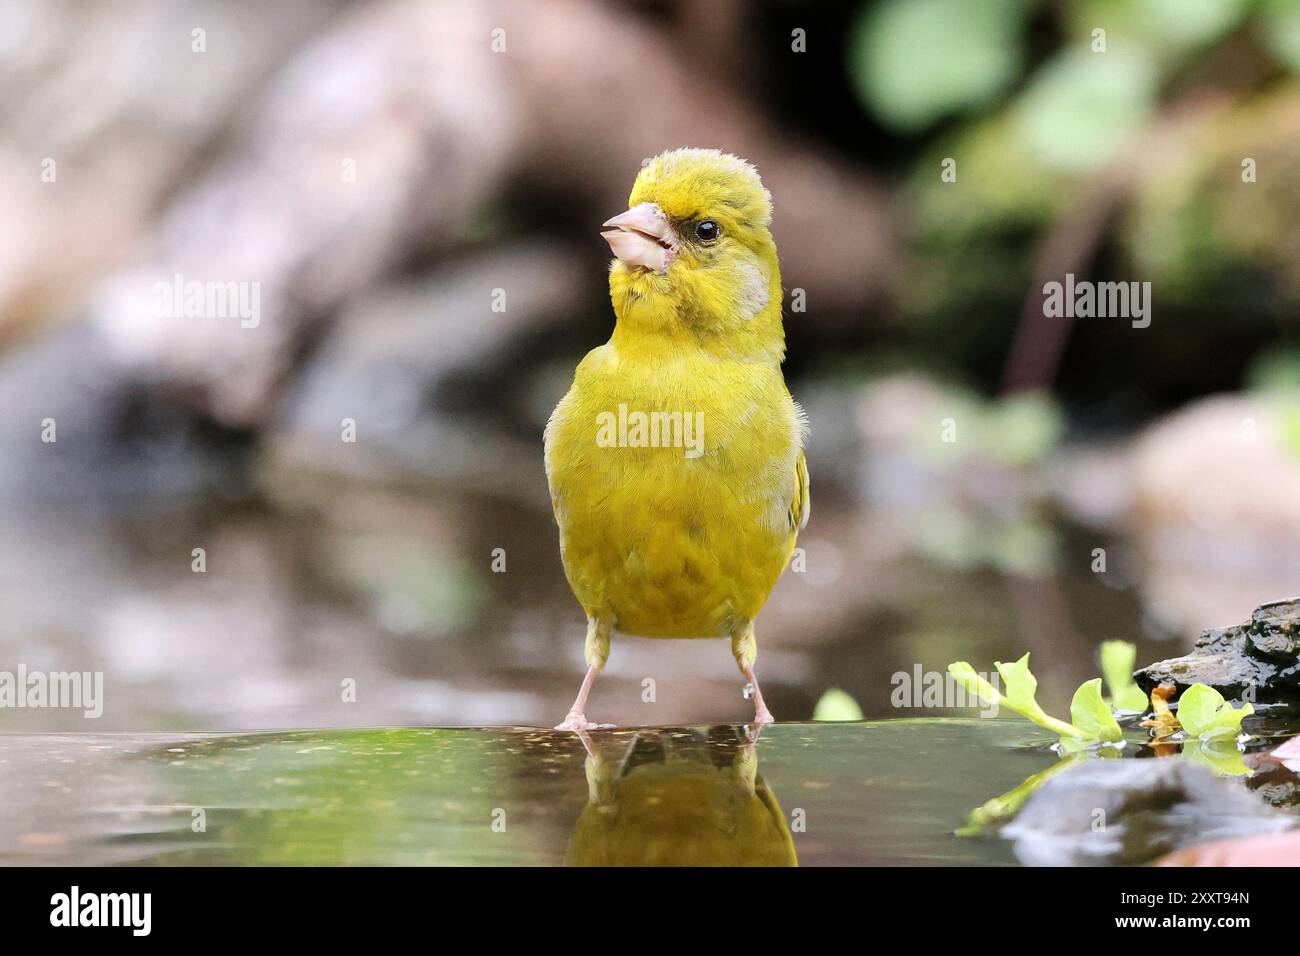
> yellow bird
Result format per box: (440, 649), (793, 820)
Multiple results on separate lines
(545, 148), (809, 730)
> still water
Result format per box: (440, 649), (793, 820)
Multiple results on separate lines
(1, 720), (1053, 866)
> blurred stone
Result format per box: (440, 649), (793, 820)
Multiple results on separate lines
(0, 0), (342, 347)
(86, 0), (522, 426)
(1054, 393), (1300, 638)
(1002, 758), (1294, 866)
(263, 242), (587, 500)
(0, 321), (249, 501)
(1129, 396), (1300, 545)
(75, 0), (893, 428)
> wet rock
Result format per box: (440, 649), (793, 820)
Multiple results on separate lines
(1001, 758), (1294, 867)
(1135, 599), (1300, 702)
(1245, 765), (1300, 812)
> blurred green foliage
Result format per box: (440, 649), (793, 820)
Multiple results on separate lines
(1124, 90), (1300, 307)
(1262, 0), (1300, 69)
(330, 533), (485, 638)
(1011, 48), (1157, 171)
(813, 687), (866, 721)
(920, 388), (1064, 467)
(847, 0), (1300, 395)
(850, 0), (1026, 132)
(1071, 0), (1251, 54)
(851, 0), (1256, 148)
(1246, 349), (1300, 460)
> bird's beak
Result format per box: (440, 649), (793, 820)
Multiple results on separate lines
(601, 202), (676, 274)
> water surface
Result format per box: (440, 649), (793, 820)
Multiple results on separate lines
(2, 719), (1061, 866)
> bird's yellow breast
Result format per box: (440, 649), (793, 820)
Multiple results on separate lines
(545, 339), (802, 639)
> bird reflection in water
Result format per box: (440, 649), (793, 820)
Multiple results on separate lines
(564, 725), (797, 866)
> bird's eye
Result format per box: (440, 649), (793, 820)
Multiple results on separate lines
(694, 219), (720, 243)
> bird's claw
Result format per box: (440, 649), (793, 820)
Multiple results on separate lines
(554, 713), (602, 732)
(751, 709), (776, 726)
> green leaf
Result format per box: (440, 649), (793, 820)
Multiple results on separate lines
(1182, 737), (1252, 777)
(947, 662), (1003, 712)
(985, 393), (1064, 467)
(956, 754), (1083, 836)
(987, 519), (1058, 577)
(1100, 640), (1149, 712)
(1068, 678), (1124, 743)
(949, 656), (1083, 739)
(1177, 683), (1254, 739)
(1064, 0), (1249, 57)
(1281, 405), (1300, 462)
(1140, 0), (1251, 49)
(1260, 0), (1300, 72)
(850, 0), (1026, 133)
(1013, 48), (1158, 170)
(995, 654), (1082, 737)
(994, 653), (1040, 712)
(812, 687), (864, 722)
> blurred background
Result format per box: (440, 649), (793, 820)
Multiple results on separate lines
(3, 0), (1300, 732)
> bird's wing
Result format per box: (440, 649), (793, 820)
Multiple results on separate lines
(788, 450), (810, 533)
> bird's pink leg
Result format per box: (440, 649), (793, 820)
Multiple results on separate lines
(555, 665), (602, 731)
(742, 662), (775, 725)
(732, 623), (775, 725)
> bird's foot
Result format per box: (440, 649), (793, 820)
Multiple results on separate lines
(751, 708), (776, 726)
(554, 712), (602, 732)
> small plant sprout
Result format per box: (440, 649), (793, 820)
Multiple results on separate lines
(1067, 679), (1124, 745)
(813, 687), (864, 722)
(1175, 684), (1254, 740)
(955, 648), (1263, 836)
(1099, 640), (1148, 713)
(947, 654), (1122, 744)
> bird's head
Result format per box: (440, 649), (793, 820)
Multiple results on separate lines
(602, 148), (783, 358)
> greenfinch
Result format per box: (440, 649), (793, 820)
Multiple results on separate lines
(545, 148), (809, 729)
